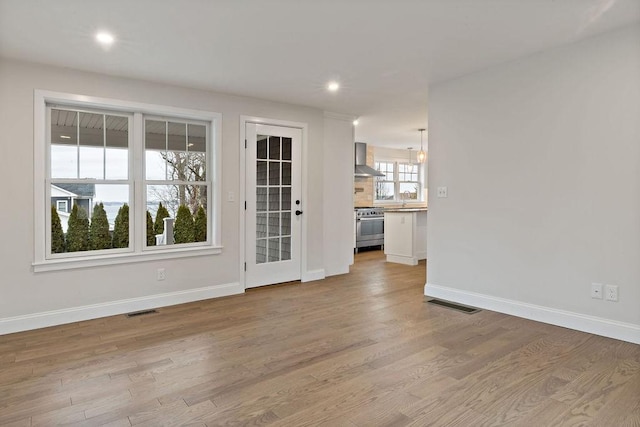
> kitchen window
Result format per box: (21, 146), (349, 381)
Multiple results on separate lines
(33, 90), (222, 271)
(374, 160), (423, 203)
(375, 161), (395, 200)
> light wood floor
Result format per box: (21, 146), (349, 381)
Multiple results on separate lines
(1, 250), (639, 426)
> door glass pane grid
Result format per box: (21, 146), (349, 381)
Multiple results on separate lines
(257, 161), (267, 185)
(281, 237), (291, 261)
(281, 212), (291, 236)
(256, 213), (267, 239)
(268, 238), (280, 262)
(282, 137), (292, 161)
(282, 162), (291, 185)
(269, 162), (280, 185)
(255, 133), (292, 264)
(256, 187), (267, 212)
(268, 213), (280, 237)
(256, 239), (266, 264)
(268, 136), (280, 160)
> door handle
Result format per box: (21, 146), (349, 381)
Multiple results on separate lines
(295, 210), (303, 216)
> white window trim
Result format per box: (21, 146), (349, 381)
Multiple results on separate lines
(56, 200), (68, 213)
(373, 157), (425, 204)
(33, 90), (223, 272)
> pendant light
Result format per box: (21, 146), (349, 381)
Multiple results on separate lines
(416, 128), (426, 164)
(407, 147), (413, 166)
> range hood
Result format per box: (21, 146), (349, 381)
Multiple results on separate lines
(354, 142), (384, 177)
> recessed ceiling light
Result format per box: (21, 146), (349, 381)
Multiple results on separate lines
(327, 81), (340, 92)
(352, 120), (359, 126)
(95, 31), (115, 46)
(60, 135), (71, 139)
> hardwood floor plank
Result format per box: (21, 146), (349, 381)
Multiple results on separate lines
(0, 391), (71, 425)
(471, 373), (571, 425)
(267, 346), (466, 425)
(1, 418), (32, 427)
(346, 391), (421, 426)
(72, 399), (161, 427)
(97, 419), (132, 427)
(31, 403), (86, 426)
(129, 399), (216, 426)
(502, 397), (569, 427)
(588, 373), (640, 426)
(549, 357), (640, 425)
(0, 251), (638, 425)
(407, 404), (490, 427)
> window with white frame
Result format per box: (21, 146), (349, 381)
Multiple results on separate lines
(56, 200), (68, 213)
(375, 161), (395, 200)
(374, 160), (422, 202)
(398, 163), (420, 201)
(35, 91), (221, 270)
(144, 118), (209, 246)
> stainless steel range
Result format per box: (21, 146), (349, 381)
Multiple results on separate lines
(355, 207), (384, 251)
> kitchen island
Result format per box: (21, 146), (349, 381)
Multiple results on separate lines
(383, 208), (427, 265)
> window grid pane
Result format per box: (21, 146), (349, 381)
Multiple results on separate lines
(255, 133), (291, 264)
(47, 103), (213, 259)
(374, 161), (395, 200)
(374, 160), (422, 202)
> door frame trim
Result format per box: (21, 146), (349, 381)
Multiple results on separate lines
(239, 116), (309, 289)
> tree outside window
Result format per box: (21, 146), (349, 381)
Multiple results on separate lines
(46, 103), (213, 259)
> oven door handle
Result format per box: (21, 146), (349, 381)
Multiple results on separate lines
(357, 217), (384, 221)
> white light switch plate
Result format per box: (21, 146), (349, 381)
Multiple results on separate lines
(437, 186), (448, 198)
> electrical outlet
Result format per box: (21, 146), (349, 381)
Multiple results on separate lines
(157, 268), (166, 281)
(591, 283), (603, 299)
(437, 186), (448, 198)
(605, 284), (618, 302)
(227, 191), (235, 202)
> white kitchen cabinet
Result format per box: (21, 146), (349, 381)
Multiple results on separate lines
(383, 209), (427, 265)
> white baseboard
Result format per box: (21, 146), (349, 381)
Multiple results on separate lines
(0, 282), (243, 336)
(425, 282), (640, 345)
(302, 269), (326, 282)
(324, 266), (350, 277)
(386, 254), (418, 266)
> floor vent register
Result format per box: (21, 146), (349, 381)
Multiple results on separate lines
(126, 309), (158, 318)
(427, 299), (481, 314)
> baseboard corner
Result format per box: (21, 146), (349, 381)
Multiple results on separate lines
(424, 282), (640, 345)
(302, 269), (326, 282)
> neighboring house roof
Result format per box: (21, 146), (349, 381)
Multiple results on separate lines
(51, 184), (77, 198)
(54, 183), (96, 198)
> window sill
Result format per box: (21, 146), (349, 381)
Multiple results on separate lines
(374, 201), (425, 207)
(33, 245), (223, 273)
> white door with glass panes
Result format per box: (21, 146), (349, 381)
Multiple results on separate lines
(245, 123), (302, 288)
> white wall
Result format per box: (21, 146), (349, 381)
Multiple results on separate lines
(426, 25), (640, 343)
(323, 113), (355, 275)
(0, 58), (351, 333)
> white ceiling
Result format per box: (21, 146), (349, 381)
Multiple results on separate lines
(1, 0), (638, 148)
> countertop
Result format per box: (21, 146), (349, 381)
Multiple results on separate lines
(384, 207), (428, 213)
